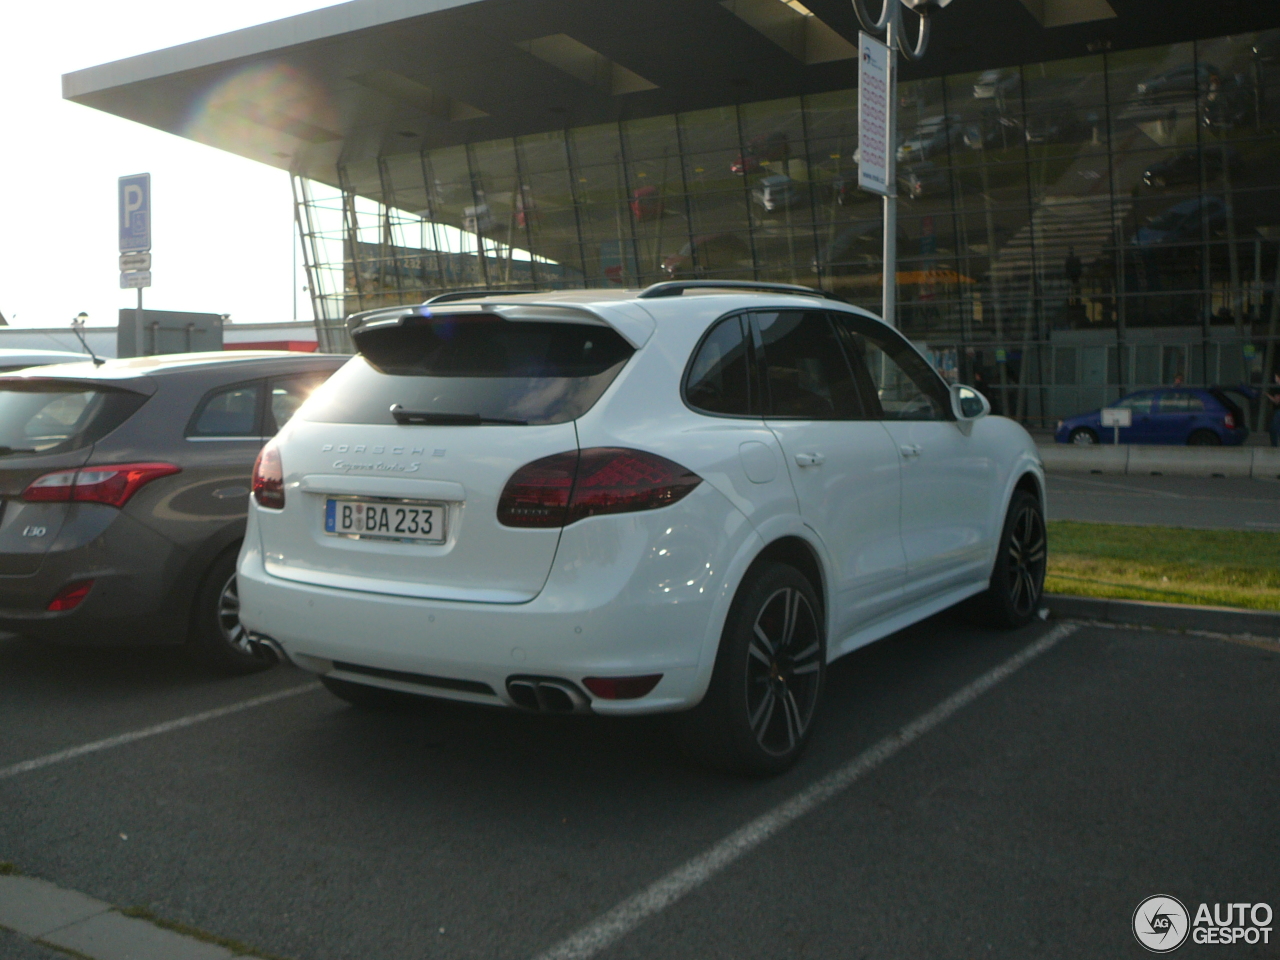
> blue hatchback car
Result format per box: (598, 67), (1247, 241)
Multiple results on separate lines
(1055, 387), (1248, 445)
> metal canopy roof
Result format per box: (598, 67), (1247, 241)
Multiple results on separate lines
(63, 0), (1278, 186)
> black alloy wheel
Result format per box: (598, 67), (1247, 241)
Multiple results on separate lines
(674, 562), (825, 776)
(744, 585), (824, 759)
(971, 490), (1047, 629)
(191, 546), (272, 674)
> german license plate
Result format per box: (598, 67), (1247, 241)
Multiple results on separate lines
(324, 498), (446, 543)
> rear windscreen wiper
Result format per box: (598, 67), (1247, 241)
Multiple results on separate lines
(389, 405), (527, 426)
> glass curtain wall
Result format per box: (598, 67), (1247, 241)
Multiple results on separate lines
(295, 29), (1280, 427)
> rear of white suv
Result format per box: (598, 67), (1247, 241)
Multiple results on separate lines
(237, 292), (765, 715)
(239, 283), (1046, 774)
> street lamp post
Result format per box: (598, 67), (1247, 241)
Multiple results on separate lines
(852, 0), (953, 328)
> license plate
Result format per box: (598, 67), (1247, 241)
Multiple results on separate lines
(324, 498), (446, 544)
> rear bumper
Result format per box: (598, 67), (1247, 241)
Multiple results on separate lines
(0, 510), (191, 644)
(238, 487), (755, 715)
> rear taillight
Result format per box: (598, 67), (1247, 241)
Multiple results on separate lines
(1224, 413), (1235, 429)
(47, 580), (94, 612)
(22, 463), (181, 508)
(498, 448), (702, 529)
(252, 443), (285, 509)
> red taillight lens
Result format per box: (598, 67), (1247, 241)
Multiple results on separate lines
(495, 451), (577, 528)
(47, 580), (94, 612)
(22, 463), (180, 508)
(22, 469), (77, 502)
(582, 674), (663, 700)
(1224, 413), (1235, 429)
(252, 443), (285, 509)
(497, 448), (701, 529)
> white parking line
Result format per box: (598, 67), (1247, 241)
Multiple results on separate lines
(531, 621), (1081, 960)
(0, 683), (321, 781)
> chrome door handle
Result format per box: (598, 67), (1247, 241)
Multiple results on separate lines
(899, 444), (922, 459)
(794, 452), (825, 467)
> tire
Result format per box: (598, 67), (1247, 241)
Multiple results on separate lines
(1068, 427), (1098, 445)
(1187, 430), (1221, 446)
(190, 546), (272, 674)
(971, 490), (1048, 629)
(320, 675), (413, 710)
(674, 563), (825, 776)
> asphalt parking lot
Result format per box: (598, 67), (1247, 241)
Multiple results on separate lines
(1, 615), (1277, 960)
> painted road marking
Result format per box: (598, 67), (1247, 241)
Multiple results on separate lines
(0, 684), (321, 781)
(530, 621), (1081, 960)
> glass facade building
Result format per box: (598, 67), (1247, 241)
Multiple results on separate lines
(295, 29), (1280, 428)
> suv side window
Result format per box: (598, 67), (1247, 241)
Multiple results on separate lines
(685, 314), (755, 416)
(267, 372), (331, 434)
(753, 311), (864, 419)
(188, 381), (263, 438)
(833, 314), (950, 421)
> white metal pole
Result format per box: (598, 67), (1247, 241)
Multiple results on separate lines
(882, 12), (898, 328)
(135, 288), (144, 357)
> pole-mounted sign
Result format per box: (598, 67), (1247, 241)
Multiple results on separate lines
(118, 174), (151, 254)
(857, 33), (892, 197)
(118, 173), (152, 355)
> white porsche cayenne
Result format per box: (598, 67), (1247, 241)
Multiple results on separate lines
(238, 282), (1046, 774)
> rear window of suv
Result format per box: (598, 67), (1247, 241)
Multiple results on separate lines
(305, 315), (633, 426)
(0, 381), (148, 456)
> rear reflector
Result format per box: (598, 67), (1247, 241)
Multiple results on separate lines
(252, 442), (285, 509)
(23, 463), (181, 508)
(47, 580), (94, 612)
(582, 674), (663, 700)
(498, 448), (701, 528)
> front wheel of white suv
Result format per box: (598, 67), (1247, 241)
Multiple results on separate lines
(674, 563), (825, 776)
(971, 490), (1047, 629)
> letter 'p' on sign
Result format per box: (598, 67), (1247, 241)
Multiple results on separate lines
(118, 173), (151, 253)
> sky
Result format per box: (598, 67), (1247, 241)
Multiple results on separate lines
(0, 1), (342, 329)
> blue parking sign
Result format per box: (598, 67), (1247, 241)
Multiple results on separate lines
(118, 174), (151, 253)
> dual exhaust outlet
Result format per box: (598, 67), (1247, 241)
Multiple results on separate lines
(505, 675), (591, 714)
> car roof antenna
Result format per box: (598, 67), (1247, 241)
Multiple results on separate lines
(71, 312), (105, 366)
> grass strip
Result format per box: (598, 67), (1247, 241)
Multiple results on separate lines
(118, 906), (294, 960)
(1047, 520), (1280, 611)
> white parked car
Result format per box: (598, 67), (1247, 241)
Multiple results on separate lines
(238, 282), (1046, 774)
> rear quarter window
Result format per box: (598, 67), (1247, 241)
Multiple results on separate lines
(306, 316), (633, 426)
(0, 382), (148, 455)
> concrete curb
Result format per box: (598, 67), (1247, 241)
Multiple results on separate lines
(1039, 443), (1280, 478)
(0, 875), (264, 960)
(1046, 593), (1280, 638)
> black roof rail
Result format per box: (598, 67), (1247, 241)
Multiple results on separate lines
(637, 280), (839, 300)
(422, 289), (538, 304)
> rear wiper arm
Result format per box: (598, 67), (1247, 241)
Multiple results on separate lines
(389, 405), (527, 426)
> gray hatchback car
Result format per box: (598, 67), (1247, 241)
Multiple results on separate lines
(0, 351), (346, 671)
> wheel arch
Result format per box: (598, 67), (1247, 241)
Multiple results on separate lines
(746, 535), (827, 621)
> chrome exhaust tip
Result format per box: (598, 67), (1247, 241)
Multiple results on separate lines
(247, 633), (286, 664)
(505, 676), (591, 714)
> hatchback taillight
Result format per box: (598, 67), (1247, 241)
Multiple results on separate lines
(498, 448), (702, 528)
(22, 463), (181, 508)
(1224, 413), (1235, 429)
(252, 443), (285, 509)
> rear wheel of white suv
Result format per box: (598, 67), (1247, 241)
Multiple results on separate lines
(675, 563), (825, 776)
(190, 546), (271, 675)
